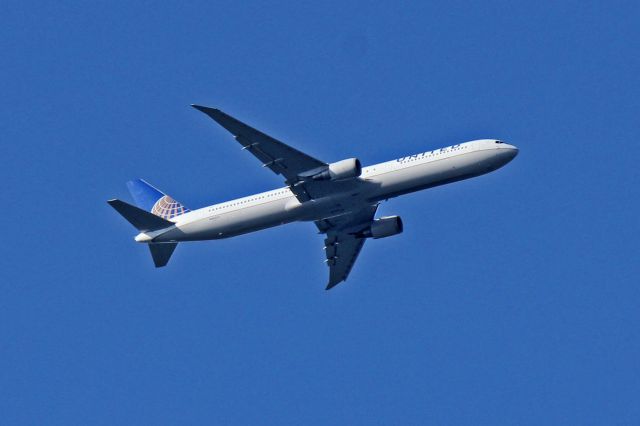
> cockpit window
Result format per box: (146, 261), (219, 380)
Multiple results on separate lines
(495, 140), (504, 144)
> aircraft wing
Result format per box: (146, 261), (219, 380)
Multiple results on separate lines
(192, 105), (329, 201)
(193, 105), (377, 288)
(318, 204), (379, 290)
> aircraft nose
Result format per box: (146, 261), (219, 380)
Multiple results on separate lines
(496, 143), (518, 164)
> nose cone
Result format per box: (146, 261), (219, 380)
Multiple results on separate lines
(504, 144), (519, 160)
(494, 143), (518, 167)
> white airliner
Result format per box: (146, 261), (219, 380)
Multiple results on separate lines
(108, 105), (518, 289)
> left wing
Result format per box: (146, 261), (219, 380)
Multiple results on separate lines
(192, 105), (327, 201)
(318, 204), (378, 290)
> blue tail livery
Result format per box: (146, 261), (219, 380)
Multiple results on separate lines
(126, 178), (190, 220)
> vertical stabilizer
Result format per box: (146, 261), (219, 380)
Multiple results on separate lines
(126, 179), (190, 220)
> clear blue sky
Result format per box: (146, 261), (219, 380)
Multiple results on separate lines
(2, 1), (639, 424)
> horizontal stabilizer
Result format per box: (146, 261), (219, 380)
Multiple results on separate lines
(149, 242), (177, 267)
(107, 199), (174, 232)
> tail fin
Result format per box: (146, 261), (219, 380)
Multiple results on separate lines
(149, 243), (177, 267)
(126, 179), (190, 220)
(107, 199), (174, 232)
(107, 199), (178, 267)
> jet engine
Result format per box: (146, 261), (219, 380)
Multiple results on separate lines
(359, 216), (403, 239)
(304, 158), (362, 181)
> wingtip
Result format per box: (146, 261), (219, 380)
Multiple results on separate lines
(191, 104), (217, 113)
(325, 280), (341, 290)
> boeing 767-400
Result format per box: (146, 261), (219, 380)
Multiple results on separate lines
(108, 105), (518, 289)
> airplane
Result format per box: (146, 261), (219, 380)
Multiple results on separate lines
(108, 105), (518, 290)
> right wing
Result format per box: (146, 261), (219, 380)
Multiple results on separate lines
(318, 204), (379, 290)
(324, 236), (366, 290)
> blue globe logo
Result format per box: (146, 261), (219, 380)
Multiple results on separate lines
(151, 195), (190, 219)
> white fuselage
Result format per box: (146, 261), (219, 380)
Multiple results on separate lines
(137, 140), (518, 243)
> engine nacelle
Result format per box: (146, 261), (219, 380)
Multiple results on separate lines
(310, 158), (362, 181)
(360, 216), (403, 239)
